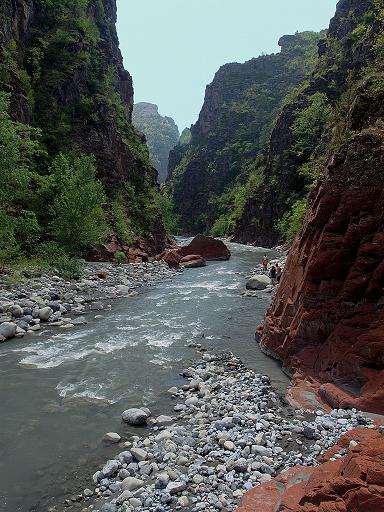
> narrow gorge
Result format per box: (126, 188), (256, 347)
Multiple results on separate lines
(0, 1), (383, 512)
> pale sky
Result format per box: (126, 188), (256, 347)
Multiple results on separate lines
(117, 1), (338, 131)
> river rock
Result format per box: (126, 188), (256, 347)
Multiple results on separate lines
(122, 408), (149, 425)
(38, 307), (53, 321)
(246, 275), (271, 290)
(8, 304), (23, 317)
(166, 480), (187, 494)
(0, 322), (17, 340)
(103, 432), (121, 443)
(180, 255), (207, 268)
(155, 415), (173, 426)
(130, 447), (148, 461)
(121, 477), (145, 492)
(102, 460), (120, 478)
(177, 235), (231, 261)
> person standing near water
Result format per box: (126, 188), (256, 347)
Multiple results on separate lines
(276, 263), (282, 283)
(270, 264), (277, 285)
(262, 254), (269, 271)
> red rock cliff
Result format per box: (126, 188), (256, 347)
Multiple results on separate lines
(260, 128), (384, 414)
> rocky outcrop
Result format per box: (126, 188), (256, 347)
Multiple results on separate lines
(237, 427), (384, 512)
(168, 32), (322, 234)
(260, 129), (384, 414)
(234, 0), (379, 246)
(133, 103), (179, 183)
(157, 235), (231, 267)
(0, 0), (167, 253)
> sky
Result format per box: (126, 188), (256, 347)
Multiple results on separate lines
(117, 0), (338, 132)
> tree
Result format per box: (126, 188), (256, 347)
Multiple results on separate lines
(47, 153), (107, 254)
(0, 92), (41, 265)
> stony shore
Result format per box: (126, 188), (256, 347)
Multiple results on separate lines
(68, 350), (379, 512)
(0, 261), (180, 343)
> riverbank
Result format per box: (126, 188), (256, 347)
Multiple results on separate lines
(0, 261), (180, 342)
(70, 350), (378, 512)
(0, 242), (283, 512)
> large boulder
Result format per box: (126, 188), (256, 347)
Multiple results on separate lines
(0, 322), (17, 340)
(180, 255), (207, 268)
(177, 235), (230, 261)
(246, 275), (271, 290)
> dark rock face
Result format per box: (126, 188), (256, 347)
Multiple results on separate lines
(0, 0), (166, 253)
(133, 102), (179, 183)
(168, 32), (322, 234)
(233, 0), (377, 246)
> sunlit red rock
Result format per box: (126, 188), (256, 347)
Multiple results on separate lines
(237, 429), (384, 512)
(260, 130), (384, 415)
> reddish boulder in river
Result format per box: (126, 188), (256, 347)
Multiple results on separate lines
(260, 130), (384, 414)
(157, 235), (231, 267)
(180, 255), (207, 268)
(177, 235), (231, 261)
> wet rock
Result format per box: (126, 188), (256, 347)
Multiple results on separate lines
(121, 408), (149, 426)
(103, 432), (121, 443)
(0, 322), (17, 340)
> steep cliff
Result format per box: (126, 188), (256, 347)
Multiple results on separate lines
(0, 0), (166, 256)
(260, 0), (384, 414)
(133, 102), (179, 183)
(234, 0), (376, 246)
(167, 32), (322, 235)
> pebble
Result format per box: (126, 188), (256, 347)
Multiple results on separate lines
(84, 352), (376, 512)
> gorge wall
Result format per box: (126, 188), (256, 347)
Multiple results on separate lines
(133, 102), (179, 183)
(260, 0), (384, 414)
(167, 32), (322, 235)
(0, 0), (166, 255)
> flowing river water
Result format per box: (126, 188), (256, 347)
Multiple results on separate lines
(0, 242), (289, 512)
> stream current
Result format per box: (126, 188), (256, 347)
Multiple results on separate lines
(0, 242), (288, 512)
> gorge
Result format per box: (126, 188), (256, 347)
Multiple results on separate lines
(0, 0), (383, 511)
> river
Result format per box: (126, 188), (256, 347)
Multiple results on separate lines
(0, 242), (288, 512)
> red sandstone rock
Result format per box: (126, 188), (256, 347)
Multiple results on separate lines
(177, 235), (231, 261)
(260, 130), (384, 415)
(237, 429), (384, 512)
(180, 255), (207, 268)
(158, 235), (230, 267)
(157, 251), (182, 268)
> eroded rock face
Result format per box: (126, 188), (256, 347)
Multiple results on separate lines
(237, 428), (384, 512)
(260, 129), (384, 414)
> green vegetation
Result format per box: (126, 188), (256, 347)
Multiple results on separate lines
(0, 94), (107, 270)
(179, 128), (192, 146)
(44, 154), (107, 254)
(0, 0), (168, 276)
(111, 200), (133, 246)
(277, 198), (308, 241)
(114, 251), (128, 265)
(210, 166), (265, 237)
(291, 93), (332, 158)
(168, 31), (322, 236)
